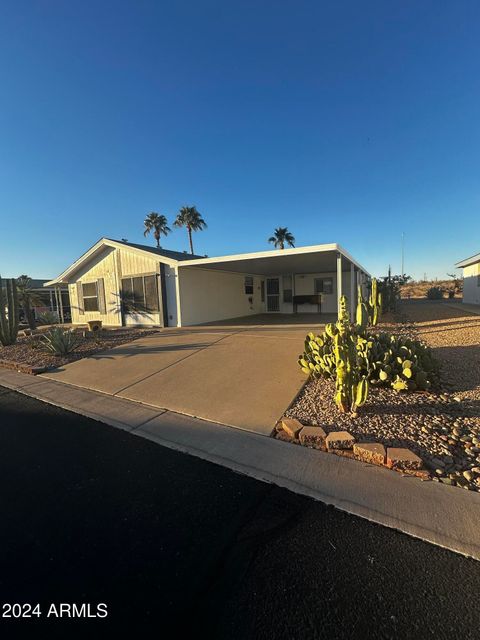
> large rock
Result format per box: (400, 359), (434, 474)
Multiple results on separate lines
(299, 426), (327, 449)
(326, 431), (355, 451)
(386, 447), (423, 471)
(353, 442), (386, 466)
(280, 418), (303, 439)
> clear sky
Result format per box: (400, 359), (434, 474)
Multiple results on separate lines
(1, 0), (479, 280)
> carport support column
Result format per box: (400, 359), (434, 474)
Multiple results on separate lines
(350, 263), (355, 321)
(336, 252), (342, 316)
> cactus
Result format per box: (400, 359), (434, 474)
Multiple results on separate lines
(355, 297), (369, 333)
(0, 276), (20, 346)
(298, 321), (439, 395)
(332, 296), (369, 413)
(367, 278), (382, 326)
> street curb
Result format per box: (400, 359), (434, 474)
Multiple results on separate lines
(1, 369), (480, 561)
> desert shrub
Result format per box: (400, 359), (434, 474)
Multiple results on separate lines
(426, 287), (444, 300)
(37, 310), (59, 325)
(41, 327), (80, 355)
(299, 328), (439, 392)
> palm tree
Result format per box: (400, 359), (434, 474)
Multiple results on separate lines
(268, 227), (295, 250)
(17, 275), (44, 330)
(143, 212), (171, 248)
(173, 206), (207, 255)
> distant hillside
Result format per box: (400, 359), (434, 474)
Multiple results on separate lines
(400, 279), (462, 299)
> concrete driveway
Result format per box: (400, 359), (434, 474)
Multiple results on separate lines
(41, 316), (327, 434)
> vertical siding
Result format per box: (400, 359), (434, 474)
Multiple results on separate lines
(69, 247), (121, 325)
(120, 250), (160, 276)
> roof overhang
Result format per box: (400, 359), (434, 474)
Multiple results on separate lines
(455, 252), (480, 269)
(178, 244), (370, 277)
(44, 237), (180, 286)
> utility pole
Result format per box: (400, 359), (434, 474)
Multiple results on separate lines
(401, 232), (405, 277)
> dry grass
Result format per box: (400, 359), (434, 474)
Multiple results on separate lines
(400, 279), (461, 299)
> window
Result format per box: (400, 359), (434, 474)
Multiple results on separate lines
(260, 281), (265, 302)
(82, 282), (99, 312)
(314, 278), (333, 295)
(283, 275), (293, 302)
(244, 276), (254, 295)
(121, 275), (159, 313)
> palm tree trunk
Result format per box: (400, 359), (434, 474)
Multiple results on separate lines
(188, 226), (194, 254)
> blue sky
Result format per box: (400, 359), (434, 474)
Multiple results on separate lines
(1, 0), (479, 280)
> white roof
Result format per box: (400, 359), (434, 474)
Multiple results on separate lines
(455, 252), (480, 268)
(45, 239), (370, 286)
(178, 243), (370, 276)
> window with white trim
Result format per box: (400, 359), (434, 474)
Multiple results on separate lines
(82, 282), (99, 312)
(244, 276), (254, 295)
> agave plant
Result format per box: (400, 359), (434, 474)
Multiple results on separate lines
(41, 327), (80, 355)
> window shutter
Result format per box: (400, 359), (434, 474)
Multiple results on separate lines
(77, 282), (85, 315)
(97, 278), (106, 315)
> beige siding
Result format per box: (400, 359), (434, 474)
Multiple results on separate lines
(69, 247), (121, 325)
(463, 263), (480, 305)
(120, 250), (160, 276)
(68, 246), (165, 327)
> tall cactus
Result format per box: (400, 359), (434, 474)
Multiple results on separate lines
(0, 276), (20, 346)
(332, 295), (369, 413)
(368, 277), (382, 326)
(355, 284), (369, 333)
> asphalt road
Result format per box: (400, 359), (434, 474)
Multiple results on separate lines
(0, 386), (479, 638)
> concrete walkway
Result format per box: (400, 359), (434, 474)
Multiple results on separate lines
(39, 324), (313, 434)
(1, 368), (480, 561)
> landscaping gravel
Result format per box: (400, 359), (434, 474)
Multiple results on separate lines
(286, 301), (480, 492)
(0, 327), (159, 370)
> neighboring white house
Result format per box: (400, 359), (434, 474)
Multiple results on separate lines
(44, 238), (370, 327)
(455, 252), (480, 306)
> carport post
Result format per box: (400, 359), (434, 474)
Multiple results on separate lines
(336, 252), (342, 315)
(350, 262), (355, 321)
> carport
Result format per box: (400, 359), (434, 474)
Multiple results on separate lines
(175, 243), (370, 326)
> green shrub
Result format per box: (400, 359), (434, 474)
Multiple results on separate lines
(37, 311), (59, 325)
(299, 328), (439, 392)
(41, 327), (80, 355)
(426, 286), (444, 300)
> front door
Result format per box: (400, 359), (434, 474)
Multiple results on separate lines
(266, 277), (280, 312)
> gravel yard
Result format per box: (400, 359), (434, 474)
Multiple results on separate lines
(0, 326), (160, 370)
(285, 301), (480, 491)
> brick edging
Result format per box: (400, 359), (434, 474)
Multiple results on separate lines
(0, 359), (47, 375)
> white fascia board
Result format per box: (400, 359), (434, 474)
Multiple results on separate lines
(455, 253), (480, 268)
(43, 238), (180, 287)
(178, 243), (371, 277)
(336, 245), (371, 277)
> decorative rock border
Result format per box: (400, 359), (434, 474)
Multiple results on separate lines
(275, 417), (431, 480)
(0, 359), (47, 375)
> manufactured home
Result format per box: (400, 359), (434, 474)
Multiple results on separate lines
(455, 252), (480, 306)
(45, 238), (370, 327)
